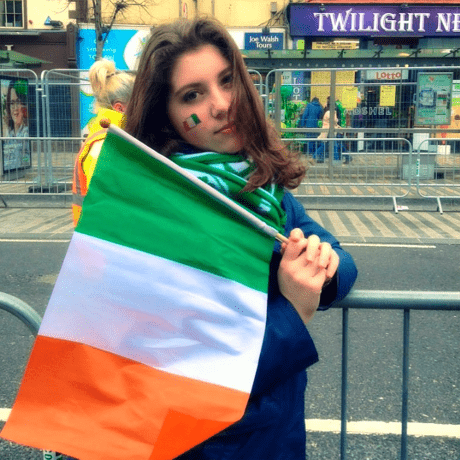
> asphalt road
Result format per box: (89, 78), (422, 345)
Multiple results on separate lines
(0, 239), (459, 459)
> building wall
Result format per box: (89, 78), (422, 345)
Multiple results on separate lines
(2, 32), (71, 70)
(98, 0), (288, 28)
(5, 0), (287, 33)
(25, 0), (76, 29)
(1, 0), (289, 71)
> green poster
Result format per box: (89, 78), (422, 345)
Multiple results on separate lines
(415, 72), (453, 126)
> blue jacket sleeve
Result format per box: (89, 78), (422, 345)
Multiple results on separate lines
(280, 192), (358, 309)
(250, 193), (357, 395)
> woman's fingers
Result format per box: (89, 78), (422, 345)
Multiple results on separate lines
(305, 234), (321, 263)
(326, 250), (340, 279)
(282, 229), (339, 281)
(281, 228), (307, 261)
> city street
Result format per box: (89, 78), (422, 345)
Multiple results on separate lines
(0, 207), (459, 459)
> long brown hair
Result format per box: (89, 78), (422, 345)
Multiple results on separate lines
(124, 17), (305, 191)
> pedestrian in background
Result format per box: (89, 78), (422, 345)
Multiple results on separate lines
(313, 97), (351, 163)
(313, 97), (341, 162)
(299, 96), (323, 155)
(72, 58), (135, 226)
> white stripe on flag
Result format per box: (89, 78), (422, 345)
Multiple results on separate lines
(39, 232), (267, 393)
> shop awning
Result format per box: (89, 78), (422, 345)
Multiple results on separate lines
(240, 48), (460, 70)
(0, 50), (51, 67)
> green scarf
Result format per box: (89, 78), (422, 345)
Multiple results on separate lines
(170, 152), (286, 233)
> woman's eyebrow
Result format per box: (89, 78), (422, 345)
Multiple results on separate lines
(172, 81), (203, 99)
(172, 65), (232, 98)
(219, 65), (233, 78)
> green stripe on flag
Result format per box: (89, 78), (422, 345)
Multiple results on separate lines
(76, 131), (276, 293)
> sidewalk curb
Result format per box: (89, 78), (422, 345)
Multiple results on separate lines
(2, 192), (460, 213)
(0, 193), (72, 208)
(0, 233), (72, 240)
(296, 195), (460, 212)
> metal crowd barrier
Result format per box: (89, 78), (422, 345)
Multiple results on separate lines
(415, 138), (460, 213)
(0, 292), (41, 335)
(0, 136), (83, 196)
(334, 290), (460, 460)
(2, 290), (459, 459)
(2, 64), (460, 213)
(284, 136), (413, 211)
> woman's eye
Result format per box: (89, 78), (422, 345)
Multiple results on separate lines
(222, 74), (233, 86)
(183, 91), (199, 103)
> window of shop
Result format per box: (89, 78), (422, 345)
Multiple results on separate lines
(312, 39), (359, 50)
(371, 37), (419, 49)
(0, 0), (23, 28)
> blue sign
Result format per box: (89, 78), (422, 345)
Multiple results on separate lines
(78, 28), (148, 70)
(244, 33), (284, 50)
(77, 27), (150, 131)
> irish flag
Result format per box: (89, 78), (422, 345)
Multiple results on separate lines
(1, 128), (278, 459)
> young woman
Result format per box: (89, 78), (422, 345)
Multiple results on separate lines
(124, 17), (357, 459)
(72, 58), (135, 225)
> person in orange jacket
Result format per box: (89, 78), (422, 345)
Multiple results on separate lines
(72, 58), (135, 226)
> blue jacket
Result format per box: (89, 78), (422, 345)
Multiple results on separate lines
(175, 192), (358, 460)
(299, 100), (323, 128)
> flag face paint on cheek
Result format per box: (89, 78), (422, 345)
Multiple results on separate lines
(183, 114), (201, 132)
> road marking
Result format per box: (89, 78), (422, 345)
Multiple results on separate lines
(307, 210), (325, 229)
(1, 409), (458, 438)
(362, 211), (397, 238)
(344, 211), (373, 238)
(419, 212), (460, 238)
(398, 212), (445, 239)
(374, 211), (421, 239)
(342, 243), (436, 249)
(305, 419), (460, 438)
(328, 210), (351, 236)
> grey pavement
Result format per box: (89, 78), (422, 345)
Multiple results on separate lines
(1, 199), (459, 460)
(1, 198), (460, 245)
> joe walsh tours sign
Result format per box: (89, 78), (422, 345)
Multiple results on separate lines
(288, 4), (460, 37)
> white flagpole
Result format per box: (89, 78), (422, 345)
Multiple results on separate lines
(103, 122), (289, 244)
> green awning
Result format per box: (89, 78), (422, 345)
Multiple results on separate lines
(240, 48), (457, 60)
(0, 50), (51, 67)
(240, 47), (460, 69)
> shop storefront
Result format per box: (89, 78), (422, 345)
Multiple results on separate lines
(262, 3), (460, 140)
(287, 3), (460, 51)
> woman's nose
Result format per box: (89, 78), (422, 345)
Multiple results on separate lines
(210, 89), (231, 119)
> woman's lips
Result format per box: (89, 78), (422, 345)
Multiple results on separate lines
(216, 123), (236, 135)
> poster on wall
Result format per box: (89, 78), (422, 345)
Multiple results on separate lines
(435, 80), (460, 141)
(0, 77), (31, 175)
(380, 85), (396, 107)
(415, 72), (453, 126)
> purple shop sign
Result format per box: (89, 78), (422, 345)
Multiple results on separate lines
(288, 4), (460, 37)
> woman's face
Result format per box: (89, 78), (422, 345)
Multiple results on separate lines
(167, 44), (243, 154)
(9, 88), (25, 129)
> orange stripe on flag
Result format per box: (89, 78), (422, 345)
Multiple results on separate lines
(1, 336), (248, 460)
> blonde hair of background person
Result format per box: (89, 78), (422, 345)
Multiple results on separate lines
(89, 58), (135, 115)
(72, 59), (135, 226)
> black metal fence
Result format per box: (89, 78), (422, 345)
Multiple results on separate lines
(1, 289), (459, 459)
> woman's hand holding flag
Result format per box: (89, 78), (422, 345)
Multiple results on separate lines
(278, 229), (339, 325)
